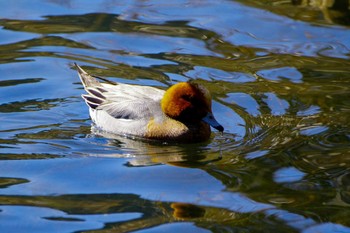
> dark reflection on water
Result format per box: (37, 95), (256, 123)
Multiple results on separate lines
(244, 0), (350, 26)
(0, 0), (350, 232)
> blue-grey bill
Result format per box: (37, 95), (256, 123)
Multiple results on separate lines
(202, 112), (224, 132)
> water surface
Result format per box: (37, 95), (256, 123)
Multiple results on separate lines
(1, 0), (350, 232)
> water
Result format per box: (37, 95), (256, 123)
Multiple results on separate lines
(1, 0), (350, 232)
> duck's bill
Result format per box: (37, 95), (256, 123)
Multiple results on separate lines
(202, 112), (224, 132)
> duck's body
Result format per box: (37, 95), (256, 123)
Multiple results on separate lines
(76, 64), (223, 143)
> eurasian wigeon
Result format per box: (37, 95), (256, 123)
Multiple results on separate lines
(76, 64), (224, 142)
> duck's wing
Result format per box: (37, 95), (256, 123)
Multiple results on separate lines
(76, 64), (165, 121)
(96, 84), (164, 120)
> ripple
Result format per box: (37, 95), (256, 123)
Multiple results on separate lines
(81, 127), (234, 165)
(0, 177), (29, 188)
(0, 205), (141, 233)
(245, 150), (269, 160)
(262, 93), (290, 116)
(336, 172), (350, 206)
(221, 92), (260, 116)
(257, 66), (303, 83)
(322, 131), (350, 147)
(299, 125), (329, 136)
(286, 128), (350, 179)
(185, 66), (256, 83)
(268, 197), (295, 204)
(273, 167), (306, 183)
(297, 105), (321, 117)
(303, 223), (350, 233)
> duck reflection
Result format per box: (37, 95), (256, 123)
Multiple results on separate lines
(89, 126), (223, 166)
(171, 202), (206, 219)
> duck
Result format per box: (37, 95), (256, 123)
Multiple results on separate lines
(75, 63), (224, 143)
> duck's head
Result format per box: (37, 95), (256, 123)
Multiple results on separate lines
(161, 81), (224, 132)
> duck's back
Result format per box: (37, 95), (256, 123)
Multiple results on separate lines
(87, 82), (166, 137)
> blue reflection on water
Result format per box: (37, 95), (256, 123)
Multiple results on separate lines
(140, 222), (211, 233)
(303, 223), (350, 233)
(257, 67), (303, 83)
(0, 205), (140, 233)
(273, 167), (306, 183)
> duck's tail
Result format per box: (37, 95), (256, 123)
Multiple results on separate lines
(75, 63), (109, 109)
(75, 63), (101, 89)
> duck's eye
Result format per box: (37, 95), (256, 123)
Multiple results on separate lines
(182, 95), (192, 101)
(182, 95), (202, 107)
